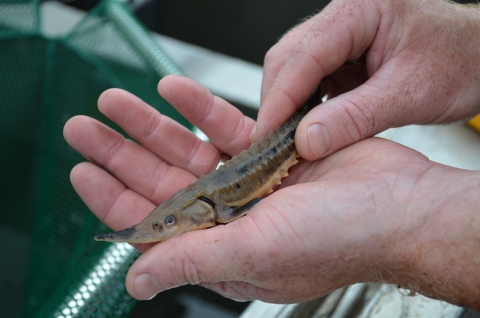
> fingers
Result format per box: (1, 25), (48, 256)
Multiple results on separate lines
(261, 17), (319, 103)
(98, 77), (256, 176)
(64, 115), (197, 205)
(158, 75), (256, 156)
(295, 72), (409, 160)
(98, 88), (220, 177)
(122, 183), (354, 302)
(251, 0), (382, 143)
(70, 162), (155, 230)
(125, 223), (255, 300)
(70, 162), (158, 252)
(124, 195), (294, 301)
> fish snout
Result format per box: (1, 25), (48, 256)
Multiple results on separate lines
(94, 225), (138, 242)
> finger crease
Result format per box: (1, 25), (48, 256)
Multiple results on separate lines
(302, 27), (328, 76)
(185, 137), (203, 175)
(150, 161), (172, 202)
(103, 137), (127, 172)
(338, 102), (364, 143)
(196, 92), (216, 126)
(101, 187), (128, 224)
(276, 85), (300, 111)
(227, 113), (246, 151)
(144, 108), (164, 141)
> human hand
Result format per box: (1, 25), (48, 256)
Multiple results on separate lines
(253, 0), (480, 160)
(64, 75), (480, 309)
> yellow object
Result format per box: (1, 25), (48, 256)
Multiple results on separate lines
(467, 115), (480, 133)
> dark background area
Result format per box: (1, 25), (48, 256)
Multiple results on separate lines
(68, 0), (332, 65)
(69, 0), (477, 66)
(136, 0), (331, 65)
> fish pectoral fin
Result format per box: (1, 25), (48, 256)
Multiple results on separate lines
(217, 198), (263, 223)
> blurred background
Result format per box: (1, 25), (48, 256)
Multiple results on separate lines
(72, 0), (332, 65)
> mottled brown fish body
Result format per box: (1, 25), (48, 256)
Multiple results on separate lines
(95, 89), (322, 243)
(203, 116), (300, 210)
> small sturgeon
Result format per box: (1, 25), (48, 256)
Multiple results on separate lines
(95, 88), (322, 243)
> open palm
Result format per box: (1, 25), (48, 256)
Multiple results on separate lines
(64, 75), (466, 304)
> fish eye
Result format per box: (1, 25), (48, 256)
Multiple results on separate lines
(165, 215), (176, 226)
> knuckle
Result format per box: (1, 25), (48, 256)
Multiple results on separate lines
(173, 240), (203, 285)
(144, 108), (162, 140)
(103, 136), (126, 169)
(149, 161), (171, 202)
(180, 257), (201, 285)
(197, 93), (215, 126)
(264, 44), (282, 67)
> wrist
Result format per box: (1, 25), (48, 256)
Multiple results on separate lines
(389, 165), (480, 308)
(462, 3), (480, 115)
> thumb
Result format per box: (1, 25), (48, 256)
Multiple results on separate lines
(295, 78), (407, 160)
(125, 224), (252, 300)
(250, 0), (382, 143)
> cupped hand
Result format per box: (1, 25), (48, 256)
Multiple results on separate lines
(254, 0), (480, 160)
(64, 75), (480, 308)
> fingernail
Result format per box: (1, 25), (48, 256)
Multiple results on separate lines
(307, 123), (331, 158)
(134, 273), (161, 300)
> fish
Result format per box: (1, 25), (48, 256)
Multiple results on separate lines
(95, 87), (322, 243)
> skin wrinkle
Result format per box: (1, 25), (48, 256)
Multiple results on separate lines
(262, 42), (293, 102)
(326, 152), (361, 180)
(161, 240), (191, 289)
(201, 282), (244, 301)
(341, 95), (375, 141)
(246, 283), (278, 302)
(359, 180), (383, 221)
(184, 136), (204, 176)
(194, 88), (216, 127)
(291, 160), (320, 184)
(180, 250), (202, 285)
(401, 162), (436, 236)
(345, 4), (366, 60)
(391, 182), (460, 296)
(231, 282), (257, 300)
(312, 148), (349, 182)
(387, 241), (465, 305)
(265, 192), (309, 251)
(333, 104), (360, 147)
(236, 215), (270, 265)
(235, 282), (267, 301)
(143, 105), (164, 142)
(376, 4), (404, 68)
(216, 282), (252, 301)
(303, 22), (329, 78)
(217, 224), (249, 280)
(199, 94), (252, 154)
(227, 108), (247, 153)
(149, 160), (174, 204)
(99, 186), (130, 224)
(271, 79), (301, 114)
(101, 132), (127, 173)
(282, 187), (318, 228)
(384, 165), (403, 198)
(250, 201), (289, 256)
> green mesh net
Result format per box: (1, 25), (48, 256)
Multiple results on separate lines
(0, 0), (191, 317)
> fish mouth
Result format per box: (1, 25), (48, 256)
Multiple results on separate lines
(94, 225), (137, 242)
